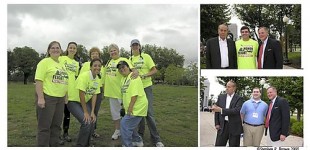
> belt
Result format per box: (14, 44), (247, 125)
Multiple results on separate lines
(221, 67), (229, 69)
(244, 122), (264, 127)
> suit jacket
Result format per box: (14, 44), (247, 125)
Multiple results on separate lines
(258, 38), (283, 69)
(206, 37), (237, 69)
(266, 96), (290, 141)
(214, 93), (244, 136)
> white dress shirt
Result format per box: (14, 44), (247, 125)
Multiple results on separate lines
(218, 37), (229, 68)
(224, 93), (234, 121)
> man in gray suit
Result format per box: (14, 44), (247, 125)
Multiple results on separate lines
(206, 23), (237, 69)
(211, 80), (244, 146)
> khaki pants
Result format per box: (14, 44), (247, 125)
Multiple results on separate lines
(266, 128), (285, 147)
(243, 123), (264, 146)
(36, 94), (64, 146)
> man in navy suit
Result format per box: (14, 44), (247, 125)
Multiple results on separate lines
(265, 86), (290, 146)
(257, 27), (283, 69)
(211, 80), (244, 146)
(206, 23), (237, 69)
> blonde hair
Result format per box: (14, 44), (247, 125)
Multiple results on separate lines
(89, 47), (101, 57)
(108, 43), (120, 52)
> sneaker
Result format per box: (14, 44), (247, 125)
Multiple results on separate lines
(111, 129), (121, 140)
(156, 142), (164, 147)
(132, 141), (144, 147)
(59, 136), (65, 145)
(92, 132), (100, 138)
(63, 133), (72, 142)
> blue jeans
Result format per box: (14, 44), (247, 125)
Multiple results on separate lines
(138, 86), (161, 143)
(94, 87), (103, 130)
(121, 115), (143, 147)
(67, 101), (94, 146)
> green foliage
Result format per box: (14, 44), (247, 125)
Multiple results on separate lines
(290, 118), (297, 128)
(291, 121), (303, 137)
(182, 62), (198, 86)
(233, 4), (301, 44)
(217, 77), (264, 100)
(76, 44), (89, 63)
(10, 46), (40, 84)
(268, 77), (303, 121)
(8, 82), (198, 147)
(200, 4), (231, 42)
(143, 44), (184, 69)
(200, 56), (206, 69)
(165, 64), (184, 85)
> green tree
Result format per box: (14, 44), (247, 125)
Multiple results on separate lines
(165, 64), (184, 85)
(76, 44), (89, 63)
(217, 77), (267, 101)
(233, 4), (300, 43)
(268, 77), (303, 121)
(13, 46), (40, 84)
(8, 50), (16, 80)
(201, 4), (231, 43)
(143, 44), (184, 82)
(182, 62), (198, 86)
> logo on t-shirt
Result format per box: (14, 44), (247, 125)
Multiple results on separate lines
(64, 61), (78, 72)
(133, 58), (144, 69)
(52, 67), (68, 84)
(121, 79), (131, 94)
(85, 82), (99, 96)
(238, 45), (254, 57)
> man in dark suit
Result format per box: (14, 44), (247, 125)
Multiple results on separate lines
(257, 27), (283, 69)
(206, 23), (237, 69)
(211, 80), (244, 146)
(265, 86), (290, 146)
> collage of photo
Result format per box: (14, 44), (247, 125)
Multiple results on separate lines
(4, 2), (306, 150)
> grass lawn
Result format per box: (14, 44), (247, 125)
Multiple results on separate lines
(287, 52), (301, 69)
(7, 82), (198, 147)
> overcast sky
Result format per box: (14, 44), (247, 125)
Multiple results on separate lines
(7, 4), (198, 66)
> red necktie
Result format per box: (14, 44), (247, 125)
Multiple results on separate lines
(258, 42), (264, 69)
(265, 102), (273, 128)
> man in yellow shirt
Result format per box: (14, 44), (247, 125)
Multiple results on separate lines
(235, 26), (259, 69)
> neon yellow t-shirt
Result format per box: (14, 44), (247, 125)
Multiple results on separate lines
(121, 72), (148, 116)
(70, 71), (101, 103)
(129, 53), (155, 88)
(103, 57), (133, 99)
(35, 57), (68, 97)
(235, 39), (259, 69)
(80, 61), (105, 87)
(59, 56), (79, 100)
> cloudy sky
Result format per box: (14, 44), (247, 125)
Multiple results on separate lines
(7, 4), (198, 66)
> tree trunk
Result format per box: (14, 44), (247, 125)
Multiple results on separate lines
(297, 108), (301, 122)
(24, 72), (29, 85)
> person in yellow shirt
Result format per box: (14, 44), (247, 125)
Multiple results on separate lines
(235, 26), (259, 69)
(66, 58), (102, 146)
(79, 47), (104, 138)
(129, 39), (164, 147)
(103, 43), (138, 140)
(117, 61), (148, 147)
(35, 41), (69, 146)
(59, 42), (79, 144)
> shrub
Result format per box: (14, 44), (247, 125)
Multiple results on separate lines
(291, 121), (303, 137)
(290, 118), (297, 128)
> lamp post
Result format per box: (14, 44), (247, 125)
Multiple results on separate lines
(259, 78), (266, 101)
(283, 15), (291, 65)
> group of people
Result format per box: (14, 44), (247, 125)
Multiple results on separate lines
(210, 80), (290, 147)
(205, 23), (283, 69)
(35, 39), (164, 147)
